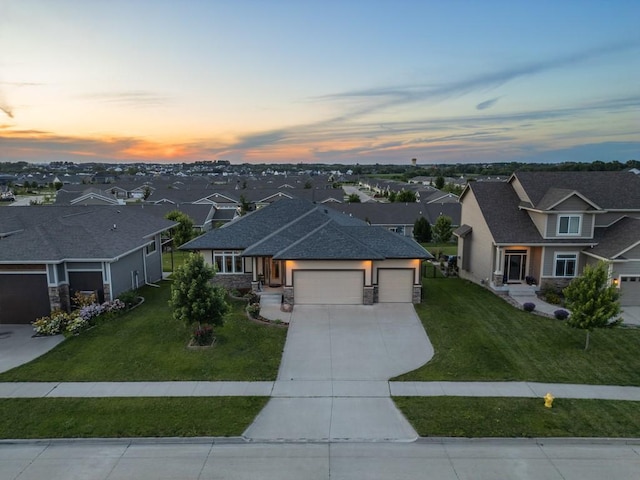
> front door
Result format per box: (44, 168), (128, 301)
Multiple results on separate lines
(504, 250), (527, 283)
(267, 258), (282, 287)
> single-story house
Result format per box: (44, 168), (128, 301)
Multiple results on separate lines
(0, 206), (176, 324)
(181, 198), (432, 305)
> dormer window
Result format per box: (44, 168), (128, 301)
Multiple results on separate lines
(558, 215), (581, 235)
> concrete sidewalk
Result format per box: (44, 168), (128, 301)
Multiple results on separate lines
(2, 380), (639, 401)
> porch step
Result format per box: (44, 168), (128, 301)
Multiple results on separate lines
(259, 293), (283, 307)
(507, 285), (538, 297)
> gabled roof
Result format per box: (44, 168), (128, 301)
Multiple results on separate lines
(534, 188), (601, 211)
(182, 198), (431, 260)
(513, 171), (640, 210)
(0, 206), (176, 263)
(587, 217), (640, 260)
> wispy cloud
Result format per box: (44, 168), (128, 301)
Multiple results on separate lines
(80, 90), (169, 107)
(476, 97), (501, 110)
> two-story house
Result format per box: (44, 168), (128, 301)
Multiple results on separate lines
(454, 171), (640, 307)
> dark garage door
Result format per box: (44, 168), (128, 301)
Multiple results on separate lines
(0, 274), (50, 324)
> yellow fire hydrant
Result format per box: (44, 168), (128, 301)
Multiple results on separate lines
(544, 392), (554, 408)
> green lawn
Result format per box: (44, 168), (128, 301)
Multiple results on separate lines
(422, 242), (457, 257)
(396, 276), (640, 385)
(162, 249), (189, 272)
(0, 397), (266, 439)
(0, 281), (287, 381)
(394, 397), (640, 438)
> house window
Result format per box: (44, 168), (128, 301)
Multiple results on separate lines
(213, 251), (244, 274)
(146, 240), (157, 255)
(558, 215), (581, 235)
(554, 253), (577, 277)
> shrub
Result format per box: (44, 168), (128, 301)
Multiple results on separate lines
(523, 302), (536, 312)
(32, 310), (70, 336)
(525, 276), (537, 285)
(72, 291), (97, 308)
(554, 309), (569, 320)
(247, 303), (261, 318)
(65, 314), (89, 335)
(117, 290), (139, 309)
(545, 292), (562, 305)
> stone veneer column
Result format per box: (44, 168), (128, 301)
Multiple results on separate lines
(48, 284), (71, 312)
(103, 283), (111, 302)
(412, 285), (422, 304)
(363, 286), (374, 305)
(493, 272), (504, 287)
(283, 286), (294, 306)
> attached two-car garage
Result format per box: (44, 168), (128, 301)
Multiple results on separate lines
(0, 274), (50, 325)
(619, 276), (640, 307)
(292, 268), (416, 305)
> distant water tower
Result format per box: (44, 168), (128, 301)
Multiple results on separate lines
(411, 158), (417, 167)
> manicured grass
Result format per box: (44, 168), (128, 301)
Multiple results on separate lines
(394, 397), (640, 437)
(422, 242), (457, 257)
(162, 249), (189, 272)
(0, 281), (287, 381)
(397, 276), (640, 385)
(0, 397), (266, 438)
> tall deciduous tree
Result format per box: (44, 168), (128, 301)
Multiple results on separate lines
(169, 253), (228, 329)
(165, 210), (195, 247)
(563, 261), (622, 350)
(396, 190), (417, 202)
(435, 176), (445, 189)
(413, 216), (432, 243)
(432, 215), (453, 243)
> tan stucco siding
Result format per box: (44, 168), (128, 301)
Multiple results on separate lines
(284, 260), (373, 286)
(373, 259), (421, 284)
(528, 211), (547, 237)
(459, 189), (496, 284)
(509, 177), (530, 203)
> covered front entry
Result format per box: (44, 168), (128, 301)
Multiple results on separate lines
(378, 269), (413, 303)
(503, 249), (527, 283)
(293, 270), (364, 305)
(68, 271), (104, 303)
(620, 276), (640, 307)
(0, 274), (50, 324)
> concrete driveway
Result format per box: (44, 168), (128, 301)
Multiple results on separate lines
(0, 325), (64, 374)
(244, 304), (433, 442)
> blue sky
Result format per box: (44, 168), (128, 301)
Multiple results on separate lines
(1, 0), (638, 164)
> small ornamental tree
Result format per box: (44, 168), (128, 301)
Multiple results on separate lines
(347, 193), (361, 203)
(169, 253), (228, 335)
(563, 261), (622, 350)
(396, 190), (417, 203)
(165, 210), (195, 247)
(413, 216), (432, 243)
(432, 215), (453, 243)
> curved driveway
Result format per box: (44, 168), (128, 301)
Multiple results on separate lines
(244, 304), (433, 442)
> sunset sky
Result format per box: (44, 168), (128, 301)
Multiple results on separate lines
(1, 0), (639, 165)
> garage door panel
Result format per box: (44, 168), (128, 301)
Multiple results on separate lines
(0, 274), (50, 324)
(378, 269), (413, 303)
(620, 276), (640, 307)
(294, 271), (363, 304)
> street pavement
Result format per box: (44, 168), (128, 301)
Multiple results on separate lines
(2, 438), (639, 480)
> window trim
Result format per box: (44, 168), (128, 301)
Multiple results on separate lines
(145, 240), (157, 255)
(557, 214), (581, 236)
(212, 250), (244, 274)
(554, 252), (578, 278)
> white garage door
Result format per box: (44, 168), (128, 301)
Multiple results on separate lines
(378, 269), (414, 303)
(620, 276), (640, 306)
(294, 271), (364, 304)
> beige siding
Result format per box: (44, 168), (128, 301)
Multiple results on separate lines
(541, 247), (584, 277)
(458, 189), (496, 284)
(545, 213), (594, 238)
(528, 211), (547, 237)
(613, 261), (640, 276)
(373, 259), (420, 284)
(509, 177), (530, 203)
(553, 195), (593, 211)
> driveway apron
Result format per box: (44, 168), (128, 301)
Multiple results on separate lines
(244, 304), (433, 441)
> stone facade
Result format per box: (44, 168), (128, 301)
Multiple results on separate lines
(48, 284), (70, 312)
(412, 285), (422, 304)
(283, 286), (294, 305)
(363, 286), (374, 305)
(103, 283), (111, 302)
(540, 277), (572, 293)
(211, 273), (252, 291)
(492, 272), (504, 287)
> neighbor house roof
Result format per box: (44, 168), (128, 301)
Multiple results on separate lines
(513, 171), (640, 210)
(182, 198), (431, 260)
(0, 206), (176, 263)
